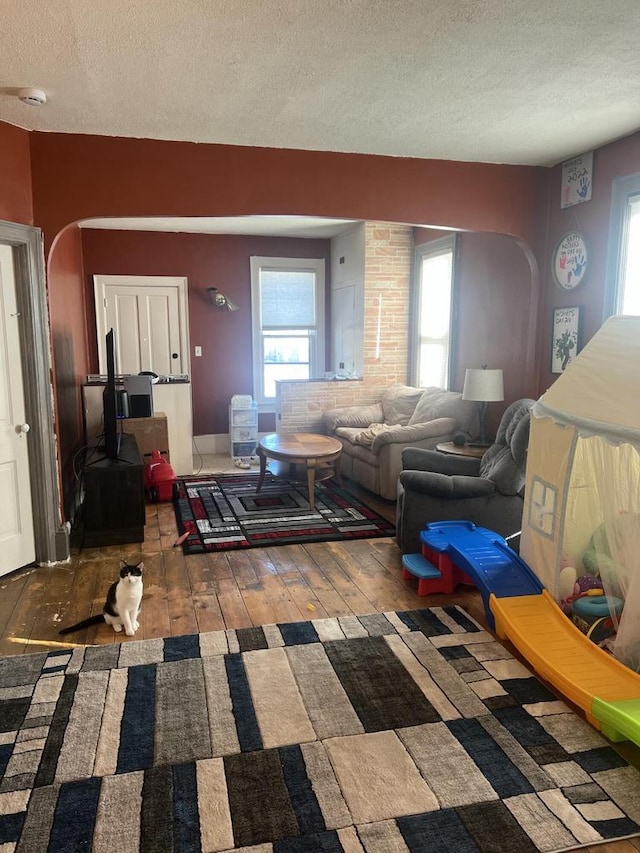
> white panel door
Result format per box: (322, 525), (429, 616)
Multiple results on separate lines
(0, 244), (35, 575)
(94, 276), (189, 376)
(331, 283), (358, 375)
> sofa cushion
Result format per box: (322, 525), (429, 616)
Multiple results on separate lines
(334, 433), (380, 466)
(323, 402), (383, 435)
(409, 387), (479, 434)
(335, 426), (368, 446)
(381, 384), (425, 426)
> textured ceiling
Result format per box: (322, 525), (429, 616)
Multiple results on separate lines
(2, 1), (640, 167)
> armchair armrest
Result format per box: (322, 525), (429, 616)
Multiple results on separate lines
(401, 446), (482, 476)
(399, 470), (496, 499)
(323, 403), (383, 435)
(369, 417), (456, 452)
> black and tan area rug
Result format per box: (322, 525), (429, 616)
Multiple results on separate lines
(2, 608), (640, 852)
(172, 472), (395, 553)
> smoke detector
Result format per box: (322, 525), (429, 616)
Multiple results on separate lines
(17, 88), (47, 106)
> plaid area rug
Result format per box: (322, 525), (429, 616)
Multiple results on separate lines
(2, 608), (640, 852)
(173, 472), (395, 553)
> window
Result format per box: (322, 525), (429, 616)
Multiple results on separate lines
(605, 174), (640, 318)
(528, 476), (557, 538)
(250, 257), (325, 407)
(410, 235), (456, 389)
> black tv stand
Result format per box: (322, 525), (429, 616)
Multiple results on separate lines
(81, 433), (145, 547)
(84, 432), (132, 467)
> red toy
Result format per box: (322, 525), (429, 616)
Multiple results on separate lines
(144, 450), (177, 501)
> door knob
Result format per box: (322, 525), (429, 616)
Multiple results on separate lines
(17, 423), (30, 434)
(172, 352), (179, 359)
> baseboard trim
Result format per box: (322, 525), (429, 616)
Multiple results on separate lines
(192, 434), (231, 455)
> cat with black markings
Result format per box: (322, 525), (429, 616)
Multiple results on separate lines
(59, 561), (143, 637)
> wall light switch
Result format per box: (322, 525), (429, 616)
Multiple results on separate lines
(195, 346), (202, 357)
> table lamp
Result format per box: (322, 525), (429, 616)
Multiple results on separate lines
(462, 367), (504, 445)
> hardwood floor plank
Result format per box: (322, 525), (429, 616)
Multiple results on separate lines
(280, 573), (330, 620)
(55, 559), (102, 647)
(266, 544), (303, 575)
(292, 548), (356, 617)
(234, 576), (280, 627)
(163, 548), (199, 636)
(138, 552), (171, 640)
(192, 592), (226, 633)
(0, 569), (30, 646)
(325, 540), (425, 612)
(26, 565), (77, 651)
(302, 542), (378, 614)
(225, 550), (260, 585)
(185, 553), (217, 593)
(215, 577), (253, 629)
(1, 566), (47, 655)
(241, 572), (305, 625)
(246, 548), (279, 577)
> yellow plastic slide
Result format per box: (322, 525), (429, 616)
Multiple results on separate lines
(490, 589), (640, 745)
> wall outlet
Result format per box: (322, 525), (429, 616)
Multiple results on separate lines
(195, 346), (202, 357)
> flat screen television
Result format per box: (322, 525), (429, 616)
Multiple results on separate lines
(103, 328), (121, 459)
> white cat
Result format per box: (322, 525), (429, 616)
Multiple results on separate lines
(59, 561), (143, 637)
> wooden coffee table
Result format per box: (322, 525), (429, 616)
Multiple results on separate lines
(256, 432), (343, 510)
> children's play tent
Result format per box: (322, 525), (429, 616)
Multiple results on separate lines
(521, 315), (640, 672)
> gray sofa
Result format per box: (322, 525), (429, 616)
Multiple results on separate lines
(323, 384), (480, 500)
(395, 398), (534, 553)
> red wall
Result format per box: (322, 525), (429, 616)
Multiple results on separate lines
(80, 229), (332, 435)
(0, 122), (33, 224)
(415, 229), (535, 437)
(30, 134), (544, 247)
(538, 131), (640, 392)
(47, 225), (88, 509)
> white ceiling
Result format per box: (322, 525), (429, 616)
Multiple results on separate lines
(80, 215), (360, 238)
(2, 1), (640, 167)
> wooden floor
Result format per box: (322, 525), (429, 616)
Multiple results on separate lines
(1, 495), (489, 655)
(1, 485), (640, 852)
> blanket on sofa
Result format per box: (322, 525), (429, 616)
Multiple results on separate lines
(353, 422), (393, 446)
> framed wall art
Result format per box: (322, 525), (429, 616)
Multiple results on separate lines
(551, 306), (582, 374)
(561, 151), (593, 208)
(553, 232), (588, 291)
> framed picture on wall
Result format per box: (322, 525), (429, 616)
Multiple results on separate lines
(551, 306), (582, 374)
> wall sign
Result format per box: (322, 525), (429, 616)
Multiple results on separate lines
(553, 232), (588, 290)
(551, 306), (582, 373)
(561, 151), (593, 208)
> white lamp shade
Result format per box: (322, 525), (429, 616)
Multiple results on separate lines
(462, 368), (504, 402)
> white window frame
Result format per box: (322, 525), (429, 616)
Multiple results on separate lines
(604, 172), (640, 319)
(250, 256), (325, 409)
(410, 235), (456, 389)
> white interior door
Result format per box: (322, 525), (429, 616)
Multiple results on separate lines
(94, 275), (190, 376)
(331, 283), (358, 374)
(0, 244), (35, 575)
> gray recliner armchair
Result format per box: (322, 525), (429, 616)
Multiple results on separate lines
(396, 398), (535, 554)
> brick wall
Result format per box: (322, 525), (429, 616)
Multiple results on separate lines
(363, 222), (413, 383)
(277, 223), (413, 433)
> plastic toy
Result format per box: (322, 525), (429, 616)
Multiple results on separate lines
(558, 557), (577, 613)
(414, 520), (640, 748)
(144, 450), (177, 501)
